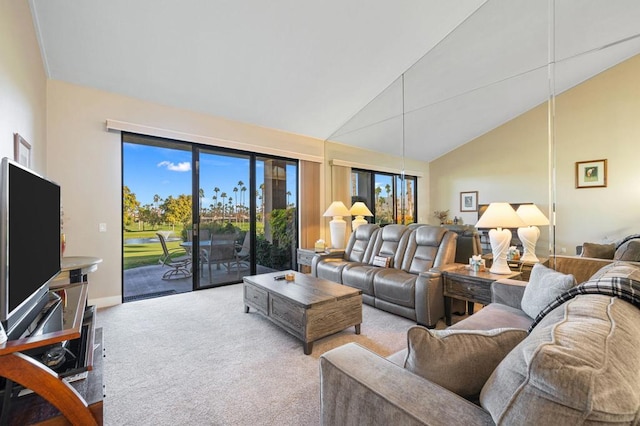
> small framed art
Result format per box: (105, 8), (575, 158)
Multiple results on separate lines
(575, 159), (607, 188)
(460, 191), (478, 212)
(14, 133), (31, 168)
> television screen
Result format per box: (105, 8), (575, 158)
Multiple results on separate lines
(1, 158), (61, 337)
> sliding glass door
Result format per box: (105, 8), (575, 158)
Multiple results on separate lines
(196, 149), (251, 288)
(122, 135), (194, 301)
(122, 133), (299, 301)
(255, 156), (298, 274)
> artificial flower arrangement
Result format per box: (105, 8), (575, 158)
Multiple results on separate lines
(433, 209), (450, 224)
(469, 254), (485, 272)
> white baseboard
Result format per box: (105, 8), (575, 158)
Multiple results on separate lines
(89, 295), (121, 308)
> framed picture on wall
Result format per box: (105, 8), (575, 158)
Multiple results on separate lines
(13, 133), (31, 168)
(460, 191), (478, 212)
(575, 159), (607, 188)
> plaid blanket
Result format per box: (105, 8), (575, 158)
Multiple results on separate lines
(528, 276), (640, 332)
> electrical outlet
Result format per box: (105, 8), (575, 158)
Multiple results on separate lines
(560, 247), (566, 253)
(99, 223), (107, 232)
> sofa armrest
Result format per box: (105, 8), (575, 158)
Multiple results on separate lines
(311, 251), (346, 276)
(320, 343), (494, 426)
(491, 279), (527, 309)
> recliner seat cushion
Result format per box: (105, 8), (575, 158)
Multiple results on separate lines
(340, 264), (378, 296)
(315, 259), (352, 283)
(372, 269), (416, 308)
(480, 294), (640, 424)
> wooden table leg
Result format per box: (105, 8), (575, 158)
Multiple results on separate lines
(444, 296), (452, 326)
(355, 324), (361, 335)
(467, 301), (475, 315)
(304, 341), (313, 355)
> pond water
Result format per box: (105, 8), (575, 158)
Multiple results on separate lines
(124, 237), (182, 245)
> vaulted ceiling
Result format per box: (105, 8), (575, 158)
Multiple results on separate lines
(30, 0), (640, 162)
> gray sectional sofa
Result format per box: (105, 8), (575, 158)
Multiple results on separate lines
(320, 256), (640, 424)
(312, 223), (464, 328)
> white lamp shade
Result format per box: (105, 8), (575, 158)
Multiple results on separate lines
(516, 204), (549, 263)
(349, 202), (373, 217)
(475, 202), (526, 274)
(323, 201), (350, 218)
(350, 202), (373, 231)
(475, 202), (526, 229)
(324, 201), (350, 249)
(516, 204), (550, 226)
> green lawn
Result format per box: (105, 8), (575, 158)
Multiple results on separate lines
(123, 226), (185, 270)
(122, 222), (264, 270)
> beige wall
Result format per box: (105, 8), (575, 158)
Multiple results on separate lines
(555, 54), (640, 252)
(0, 1), (47, 171)
(430, 54), (640, 256)
(46, 80), (329, 307)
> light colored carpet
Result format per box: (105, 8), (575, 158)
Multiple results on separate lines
(97, 283), (449, 425)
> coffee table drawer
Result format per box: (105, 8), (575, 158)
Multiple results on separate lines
(244, 283), (268, 314)
(270, 295), (305, 336)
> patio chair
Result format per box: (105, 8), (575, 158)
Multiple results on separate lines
(209, 233), (238, 276)
(157, 233), (192, 280)
(234, 232), (251, 273)
(187, 229), (211, 277)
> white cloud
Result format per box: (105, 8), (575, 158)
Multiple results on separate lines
(157, 161), (191, 172)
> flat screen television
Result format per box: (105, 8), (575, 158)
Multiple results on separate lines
(0, 157), (61, 340)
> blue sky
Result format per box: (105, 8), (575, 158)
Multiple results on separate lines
(123, 143), (297, 208)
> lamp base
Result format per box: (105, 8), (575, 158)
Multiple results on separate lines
(329, 217), (347, 249)
(352, 216), (367, 231)
(517, 226), (541, 263)
(488, 228), (513, 274)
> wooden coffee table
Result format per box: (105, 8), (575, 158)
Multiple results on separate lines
(243, 271), (362, 355)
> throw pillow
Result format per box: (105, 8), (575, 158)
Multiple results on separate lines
(614, 240), (640, 262)
(520, 263), (576, 319)
(372, 255), (392, 268)
(403, 326), (528, 400)
(581, 242), (615, 259)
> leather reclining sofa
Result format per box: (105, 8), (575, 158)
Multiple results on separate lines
(311, 223), (465, 328)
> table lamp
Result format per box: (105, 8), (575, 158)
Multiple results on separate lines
(350, 202), (373, 231)
(475, 202), (526, 274)
(516, 204), (550, 263)
(323, 201), (350, 249)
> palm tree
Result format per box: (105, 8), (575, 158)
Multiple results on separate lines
(220, 192), (227, 221)
(259, 183), (265, 225)
(240, 185), (247, 222)
(286, 190), (291, 207)
(237, 180), (245, 209)
(374, 186), (382, 222)
(233, 186), (239, 222)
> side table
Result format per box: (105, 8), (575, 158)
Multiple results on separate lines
(296, 248), (345, 273)
(442, 267), (522, 326)
(296, 248), (317, 273)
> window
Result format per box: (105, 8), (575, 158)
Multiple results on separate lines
(351, 169), (417, 225)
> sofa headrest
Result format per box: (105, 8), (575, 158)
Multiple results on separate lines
(415, 226), (447, 246)
(353, 223), (380, 240)
(380, 224), (409, 241)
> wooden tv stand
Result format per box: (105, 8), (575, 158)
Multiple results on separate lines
(0, 283), (102, 425)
